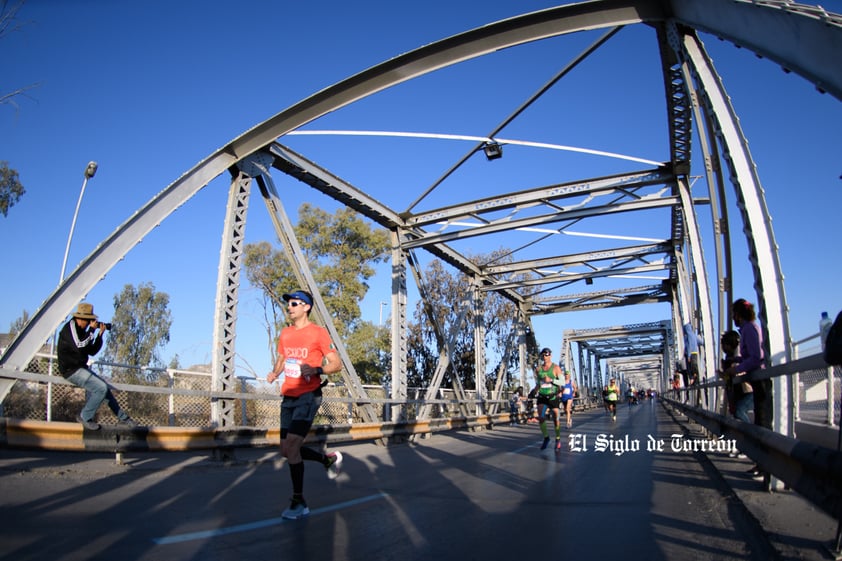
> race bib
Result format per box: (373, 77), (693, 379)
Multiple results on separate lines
(283, 358), (302, 379)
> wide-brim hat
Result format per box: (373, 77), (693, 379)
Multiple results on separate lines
(72, 302), (98, 320)
(282, 290), (313, 306)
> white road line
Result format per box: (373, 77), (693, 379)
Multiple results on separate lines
(152, 492), (389, 546)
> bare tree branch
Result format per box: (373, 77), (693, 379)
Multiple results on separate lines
(0, 1), (39, 110)
(0, 0), (26, 39)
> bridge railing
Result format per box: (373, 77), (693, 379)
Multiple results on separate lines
(671, 352), (840, 439)
(663, 351), (842, 521)
(0, 353), (509, 427)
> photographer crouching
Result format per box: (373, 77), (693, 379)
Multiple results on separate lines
(57, 303), (137, 430)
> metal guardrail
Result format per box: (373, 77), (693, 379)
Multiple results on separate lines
(663, 351), (842, 522)
(663, 395), (842, 521)
(672, 353), (840, 431)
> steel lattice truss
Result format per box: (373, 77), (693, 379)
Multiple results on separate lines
(2, 0), (840, 426)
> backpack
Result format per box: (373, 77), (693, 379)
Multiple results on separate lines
(823, 311), (842, 366)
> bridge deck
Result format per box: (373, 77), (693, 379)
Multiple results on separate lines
(0, 400), (834, 561)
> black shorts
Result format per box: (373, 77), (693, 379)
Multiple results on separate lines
(536, 394), (560, 410)
(280, 391), (322, 438)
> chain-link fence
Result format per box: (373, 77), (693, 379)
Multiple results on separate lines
(2, 353), (511, 427)
(666, 351), (840, 435)
(795, 364), (841, 426)
(793, 339), (841, 427)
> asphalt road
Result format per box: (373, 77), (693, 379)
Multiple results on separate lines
(0, 400), (832, 561)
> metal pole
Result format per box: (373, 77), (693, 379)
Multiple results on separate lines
(47, 162), (98, 421)
(379, 301), (387, 326)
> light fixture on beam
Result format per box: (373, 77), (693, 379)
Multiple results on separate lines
(483, 141), (503, 161)
(585, 277), (594, 285)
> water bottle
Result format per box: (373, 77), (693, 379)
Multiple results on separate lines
(819, 311), (833, 351)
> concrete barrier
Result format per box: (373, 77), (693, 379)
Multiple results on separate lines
(0, 413), (509, 453)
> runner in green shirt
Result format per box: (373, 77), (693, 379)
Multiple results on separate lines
(534, 347), (564, 450)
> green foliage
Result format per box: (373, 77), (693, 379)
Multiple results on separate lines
(243, 204), (390, 371)
(345, 320), (391, 385)
(102, 282), (172, 378)
(0, 161), (25, 217)
(406, 251), (527, 390)
(243, 239), (293, 350)
(296, 204), (390, 334)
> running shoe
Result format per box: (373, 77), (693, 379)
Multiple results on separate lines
(282, 497), (310, 520)
(325, 451), (343, 480)
(540, 437), (550, 450)
(76, 414), (100, 431)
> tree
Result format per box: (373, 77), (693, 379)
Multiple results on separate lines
(0, 161), (25, 217)
(243, 204), (390, 372)
(406, 251), (529, 390)
(345, 320), (391, 385)
(1, 1), (39, 111)
(1, 1), (36, 218)
(7, 308), (29, 337)
(102, 282), (172, 380)
(295, 204), (390, 333)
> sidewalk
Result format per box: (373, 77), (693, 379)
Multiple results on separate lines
(677, 417), (840, 561)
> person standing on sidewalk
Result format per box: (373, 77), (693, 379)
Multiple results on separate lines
(267, 289), (345, 520)
(724, 298), (770, 481)
(720, 330), (748, 459)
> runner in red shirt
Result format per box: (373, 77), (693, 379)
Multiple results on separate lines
(268, 289), (344, 519)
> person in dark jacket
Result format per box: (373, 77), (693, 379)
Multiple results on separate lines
(57, 302), (136, 430)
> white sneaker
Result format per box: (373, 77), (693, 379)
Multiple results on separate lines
(282, 498), (310, 520)
(326, 451), (343, 480)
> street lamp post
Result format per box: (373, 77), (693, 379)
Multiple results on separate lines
(47, 162), (98, 421)
(58, 162), (98, 283)
(379, 301), (388, 326)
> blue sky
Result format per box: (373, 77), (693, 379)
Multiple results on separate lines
(2, 0), (840, 378)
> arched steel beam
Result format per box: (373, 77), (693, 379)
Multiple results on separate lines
(3, 0), (835, 386)
(0, 1), (667, 374)
(667, 0), (842, 101)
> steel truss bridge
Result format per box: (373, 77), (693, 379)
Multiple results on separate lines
(2, 0), (841, 432)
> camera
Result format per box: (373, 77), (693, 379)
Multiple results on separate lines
(95, 321), (112, 330)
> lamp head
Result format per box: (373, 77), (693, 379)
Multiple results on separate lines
(482, 142), (503, 161)
(85, 161), (98, 179)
